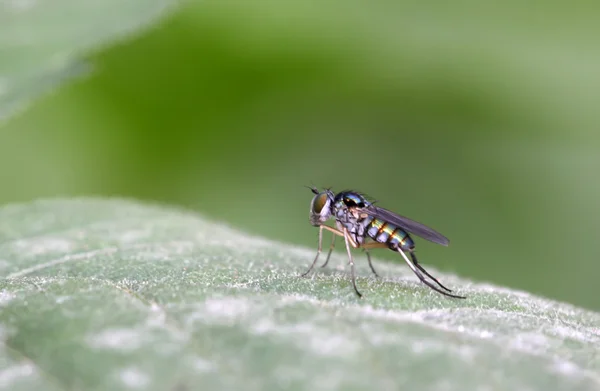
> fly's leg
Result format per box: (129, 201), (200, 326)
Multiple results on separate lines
(320, 237), (379, 278)
(319, 234), (336, 268)
(360, 242), (388, 278)
(302, 225), (345, 277)
(409, 252), (452, 292)
(364, 249), (379, 278)
(301, 225), (325, 277)
(343, 228), (362, 297)
(397, 248), (466, 299)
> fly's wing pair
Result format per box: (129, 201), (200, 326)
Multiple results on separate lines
(363, 205), (450, 246)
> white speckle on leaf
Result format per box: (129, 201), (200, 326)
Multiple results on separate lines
(455, 345), (477, 363)
(55, 295), (71, 304)
(150, 302), (161, 312)
(551, 359), (580, 376)
(12, 237), (75, 256)
(197, 297), (251, 323)
(251, 318), (317, 336)
(0, 363), (35, 388)
(479, 330), (494, 339)
(410, 339), (444, 355)
(192, 357), (216, 372)
(551, 325), (589, 344)
(475, 283), (533, 299)
(119, 368), (149, 389)
(0, 290), (15, 306)
(119, 230), (149, 243)
(509, 332), (549, 351)
(87, 328), (144, 352)
(310, 334), (357, 356)
(251, 318), (358, 357)
(145, 303), (168, 330)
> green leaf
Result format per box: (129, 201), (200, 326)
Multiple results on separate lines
(0, 0), (177, 122)
(0, 199), (598, 390)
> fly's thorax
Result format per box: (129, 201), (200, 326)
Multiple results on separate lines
(333, 199), (345, 215)
(332, 204), (373, 245)
(332, 203), (353, 227)
(334, 191), (371, 209)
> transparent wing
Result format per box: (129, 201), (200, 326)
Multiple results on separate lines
(363, 205), (450, 246)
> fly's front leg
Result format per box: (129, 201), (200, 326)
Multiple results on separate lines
(344, 233), (360, 265)
(302, 225), (345, 277)
(301, 225), (325, 277)
(343, 228), (362, 297)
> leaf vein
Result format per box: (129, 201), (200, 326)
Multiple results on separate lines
(5, 248), (119, 279)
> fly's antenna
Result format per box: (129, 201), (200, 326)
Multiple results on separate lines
(324, 186), (337, 198)
(304, 185), (319, 194)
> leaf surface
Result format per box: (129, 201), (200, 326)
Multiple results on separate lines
(0, 0), (177, 121)
(0, 199), (598, 390)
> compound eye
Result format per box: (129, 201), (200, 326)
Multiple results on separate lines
(311, 193), (328, 214)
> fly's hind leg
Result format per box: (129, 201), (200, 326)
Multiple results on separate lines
(397, 248), (466, 299)
(409, 251), (453, 292)
(364, 250), (379, 278)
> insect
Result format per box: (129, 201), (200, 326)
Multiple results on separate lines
(302, 187), (465, 299)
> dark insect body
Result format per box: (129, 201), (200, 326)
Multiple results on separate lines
(303, 187), (465, 299)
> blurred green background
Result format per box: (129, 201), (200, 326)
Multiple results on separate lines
(2, 1), (599, 311)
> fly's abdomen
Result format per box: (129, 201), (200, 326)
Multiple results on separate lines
(367, 218), (414, 250)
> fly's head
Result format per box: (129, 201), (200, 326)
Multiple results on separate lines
(308, 187), (335, 226)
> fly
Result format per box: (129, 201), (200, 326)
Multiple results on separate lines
(302, 187), (465, 299)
